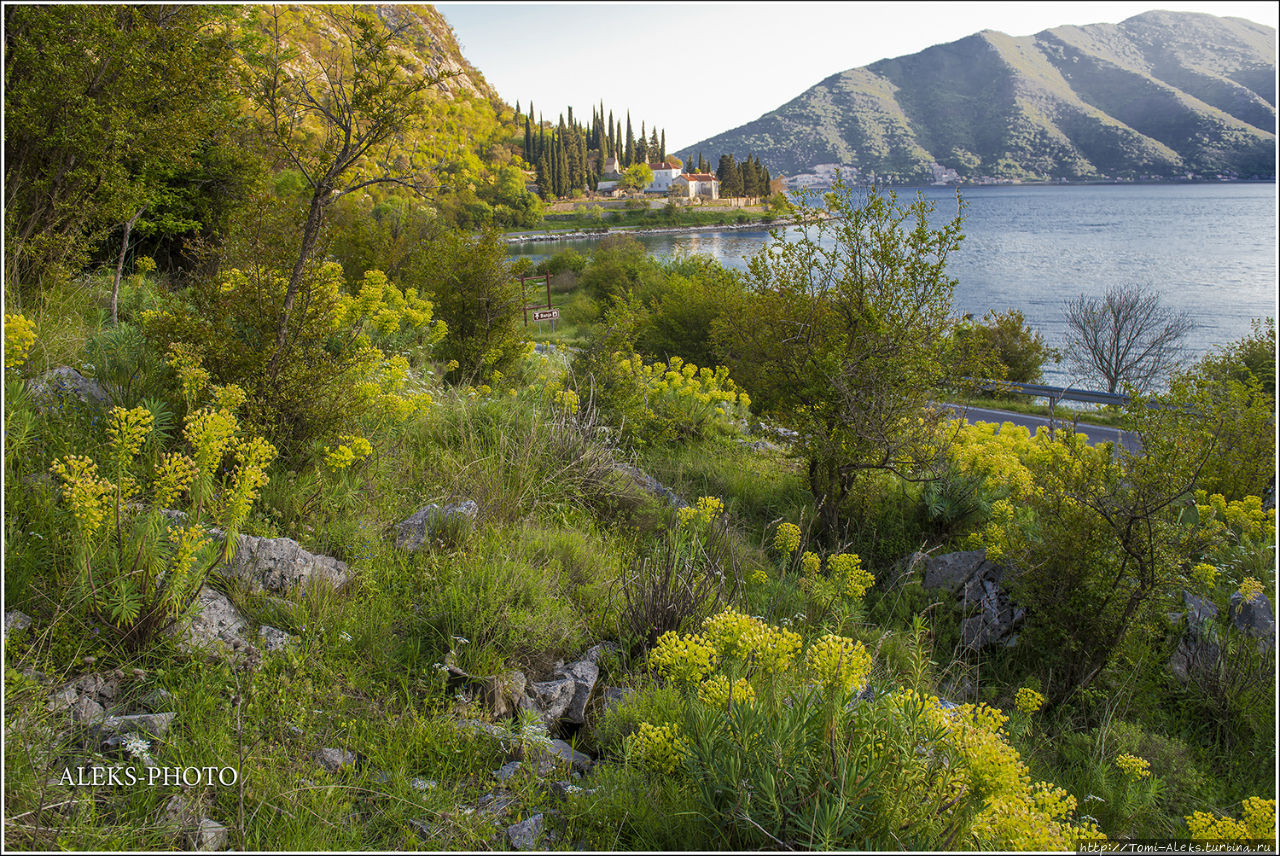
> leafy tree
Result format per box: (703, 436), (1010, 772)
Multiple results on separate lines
(1177, 319), (1276, 500)
(4, 5), (240, 291)
(1063, 283), (1196, 394)
(407, 228), (526, 382)
(620, 163), (655, 192)
(239, 5), (456, 381)
(714, 178), (970, 537)
(956, 309), (1060, 388)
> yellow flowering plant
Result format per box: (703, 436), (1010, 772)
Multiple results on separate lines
(1186, 797), (1275, 845)
(588, 350), (751, 446)
(141, 257), (445, 458)
(47, 354), (275, 647)
(5, 313), (37, 370)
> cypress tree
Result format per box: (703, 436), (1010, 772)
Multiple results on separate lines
(515, 99), (521, 116)
(625, 113), (634, 166)
(523, 115), (532, 162)
(636, 121), (648, 165)
(659, 129), (666, 162)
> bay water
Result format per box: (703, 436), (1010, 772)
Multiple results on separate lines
(509, 183), (1277, 386)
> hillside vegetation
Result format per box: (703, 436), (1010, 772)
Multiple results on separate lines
(678, 11), (1276, 182)
(3, 5), (1277, 853)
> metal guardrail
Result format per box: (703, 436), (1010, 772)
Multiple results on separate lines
(958, 378), (1130, 407)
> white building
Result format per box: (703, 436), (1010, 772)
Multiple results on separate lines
(645, 162), (683, 192)
(670, 172), (720, 200)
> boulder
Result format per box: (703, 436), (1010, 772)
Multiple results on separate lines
(190, 818), (229, 851)
(527, 676), (576, 723)
(227, 535), (350, 595)
(543, 739), (592, 774)
(395, 501), (479, 551)
(474, 789), (519, 817)
(506, 813), (550, 850)
(257, 625), (296, 653)
(1170, 590), (1223, 683)
(178, 587), (253, 654)
(922, 550), (992, 594)
(5, 609), (33, 640)
(89, 712), (176, 754)
(553, 657), (599, 726)
(1229, 591), (1275, 649)
(30, 367), (109, 409)
(917, 550), (1021, 650)
(613, 464), (687, 509)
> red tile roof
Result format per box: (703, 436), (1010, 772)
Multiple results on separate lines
(680, 173), (718, 181)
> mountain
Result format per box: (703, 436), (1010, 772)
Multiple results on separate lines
(677, 11), (1276, 183)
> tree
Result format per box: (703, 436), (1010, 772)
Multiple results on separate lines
(620, 163), (654, 192)
(240, 5), (456, 380)
(713, 177), (969, 537)
(4, 5), (240, 290)
(956, 309), (1060, 387)
(1063, 283), (1196, 394)
(1177, 318), (1276, 499)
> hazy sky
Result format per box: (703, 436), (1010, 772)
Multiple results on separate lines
(438, 2), (1279, 151)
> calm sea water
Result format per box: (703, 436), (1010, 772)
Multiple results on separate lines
(510, 184), (1277, 385)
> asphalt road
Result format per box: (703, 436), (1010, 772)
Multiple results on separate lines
(945, 403), (1142, 452)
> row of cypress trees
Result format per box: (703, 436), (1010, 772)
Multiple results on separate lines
(514, 101), (771, 199)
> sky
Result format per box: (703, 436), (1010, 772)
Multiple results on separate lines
(437, 2), (1279, 152)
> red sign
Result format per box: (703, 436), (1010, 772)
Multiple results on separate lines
(531, 308), (560, 322)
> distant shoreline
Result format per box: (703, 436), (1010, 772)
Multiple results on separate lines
(504, 215), (824, 246)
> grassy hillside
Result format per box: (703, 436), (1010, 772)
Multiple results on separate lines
(677, 10), (1276, 182)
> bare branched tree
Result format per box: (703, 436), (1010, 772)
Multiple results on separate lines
(1063, 283), (1196, 394)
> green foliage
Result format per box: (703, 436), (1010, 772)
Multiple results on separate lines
(714, 178), (972, 538)
(47, 384), (275, 647)
(4, 5), (242, 288)
(955, 309), (1061, 388)
(140, 196), (444, 459)
(575, 351), (752, 448)
(407, 228), (526, 382)
(1177, 318), (1276, 500)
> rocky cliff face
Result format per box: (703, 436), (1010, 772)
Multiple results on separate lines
(678, 11), (1275, 182)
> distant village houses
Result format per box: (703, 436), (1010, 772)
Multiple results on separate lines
(595, 157), (720, 199)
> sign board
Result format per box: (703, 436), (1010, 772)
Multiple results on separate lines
(531, 308), (560, 322)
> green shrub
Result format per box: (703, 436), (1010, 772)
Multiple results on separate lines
(598, 608), (1104, 850)
(404, 228), (525, 383)
(574, 350), (751, 448)
(141, 234), (443, 460)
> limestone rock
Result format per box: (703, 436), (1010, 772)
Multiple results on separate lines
(527, 676), (576, 723)
(452, 718), (508, 741)
(543, 739), (592, 774)
(1229, 591), (1275, 648)
(551, 657), (599, 726)
(5, 609), (33, 640)
(30, 367), (109, 409)
(90, 712), (176, 754)
(395, 501), (479, 551)
(506, 813), (549, 850)
(922, 550), (991, 594)
(474, 789), (519, 817)
(613, 463), (687, 509)
(227, 534), (350, 595)
(190, 818), (229, 851)
(257, 625), (296, 653)
(178, 587), (253, 654)
(314, 747), (359, 773)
